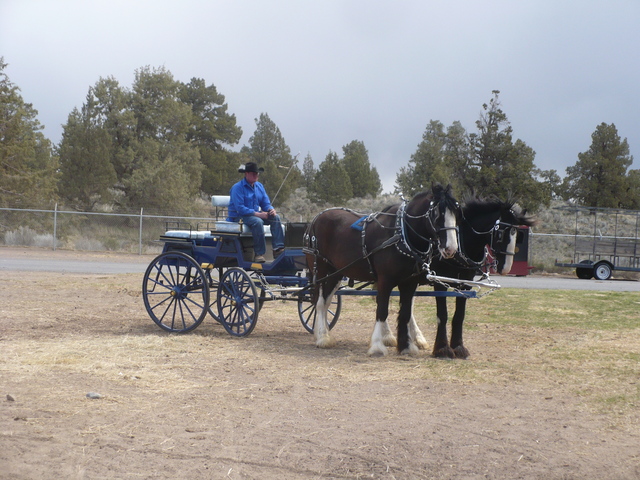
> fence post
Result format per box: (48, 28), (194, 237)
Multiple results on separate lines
(53, 203), (58, 251)
(139, 208), (143, 255)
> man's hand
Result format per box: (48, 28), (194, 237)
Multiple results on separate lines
(255, 209), (276, 220)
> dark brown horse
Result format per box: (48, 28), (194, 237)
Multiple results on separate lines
(421, 197), (536, 359)
(304, 184), (460, 355)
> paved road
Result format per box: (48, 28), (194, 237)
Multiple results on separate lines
(495, 274), (639, 292)
(1, 247), (639, 291)
(0, 247), (151, 275)
(0, 256), (150, 274)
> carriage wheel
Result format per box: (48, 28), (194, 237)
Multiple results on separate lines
(297, 291), (342, 334)
(142, 251), (210, 333)
(205, 267), (221, 322)
(217, 268), (260, 337)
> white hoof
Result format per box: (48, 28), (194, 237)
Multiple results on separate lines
(409, 315), (428, 349)
(400, 342), (420, 356)
(315, 335), (336, 348)
(367, 342), (388, 357)
(383, 334), (397, 347)
(413, 332), (428, 350)
(379, 320), (397, 347)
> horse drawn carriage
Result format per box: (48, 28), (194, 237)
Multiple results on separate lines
(142, 186), (534, 357)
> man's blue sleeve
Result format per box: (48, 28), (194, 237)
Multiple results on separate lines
(229, 183), (256, 217)
(257, 183), (273, 211)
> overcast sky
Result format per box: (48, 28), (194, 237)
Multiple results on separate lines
(2, 0), (639, 193)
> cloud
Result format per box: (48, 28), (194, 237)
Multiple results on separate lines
(2, 0), (638, 193)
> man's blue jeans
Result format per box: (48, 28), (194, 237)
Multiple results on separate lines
(240, 214), (285, 256)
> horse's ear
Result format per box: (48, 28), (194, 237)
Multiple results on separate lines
(522, 209), (538, 227)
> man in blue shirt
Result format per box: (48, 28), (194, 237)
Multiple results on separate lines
(227, 162), (285, 263)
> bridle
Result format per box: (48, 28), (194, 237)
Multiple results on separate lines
(489, 220), (518, 258)
(401, 198), (460, 257)
(455, 210), (518, 273)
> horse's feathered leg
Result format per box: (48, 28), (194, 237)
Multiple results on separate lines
(450, 296), (470, 359)
(397, 282), (419, 355)
(367, 280), (395, 356)
(432, 285), (455, 358)
(314, 279), (340, 348)
(408, 300), (429, 350)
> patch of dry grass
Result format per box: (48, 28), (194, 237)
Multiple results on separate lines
(2, 272), (639, 428)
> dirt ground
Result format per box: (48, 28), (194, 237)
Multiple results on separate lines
(1, 248), (639, 479)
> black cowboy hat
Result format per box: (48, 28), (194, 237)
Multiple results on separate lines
(238, 162), (264, 173)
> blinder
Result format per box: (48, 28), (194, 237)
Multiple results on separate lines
(428, 201), (460, 251)
(490, 220), (517, 256)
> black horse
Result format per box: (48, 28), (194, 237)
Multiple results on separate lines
(422, 196), (536, 359)
(304, 184), (460, 355)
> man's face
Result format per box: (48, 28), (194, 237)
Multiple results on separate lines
(245, 171), (259, 185)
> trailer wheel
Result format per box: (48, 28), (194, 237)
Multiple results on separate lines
(217, 268), (259, 337)
(576, 260), (594, 280)
(297, 292), (342, 334)
(143, 251), (210, 333)
(593, 261), (613, 281)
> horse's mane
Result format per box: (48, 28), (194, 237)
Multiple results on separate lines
(462, 194), (536, 227)
(384, 184), (459, 215)
(431, 184), (459, 213)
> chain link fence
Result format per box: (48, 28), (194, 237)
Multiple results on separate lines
(2, 206), (638, 279)
(0, 206), (219, 256)
(0, 205), (566, 269)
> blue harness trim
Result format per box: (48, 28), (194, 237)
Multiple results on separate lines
(350, 216), (368, 231)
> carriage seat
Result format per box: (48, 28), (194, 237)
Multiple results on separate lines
(208, 195), (283, 237)
(162, 195), (283, 241)
(164, 222), (280, 239)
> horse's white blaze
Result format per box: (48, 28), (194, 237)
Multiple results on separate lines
(500, 229), (517, 275)
(368, 321), (389, 356)
(409, 314), (428, 350)
(440, 207), (458, 259)
(314, 285), (337, 348)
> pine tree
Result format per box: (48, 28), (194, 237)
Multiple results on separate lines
(242, 113), (301, 204)
(562, 123), (635, 208)
(57, 66), (241, 213)
(302, 153), (315, 189)
(58, 108), (116, 209)
(468, 91), (551, 210)
(0, 58), (58, 208)
(395, 120), (450, 197)
(311, 151), (353, 204)
(341, 140), (381, 197)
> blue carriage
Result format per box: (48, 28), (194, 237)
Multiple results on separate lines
(142, 218), (341, 336)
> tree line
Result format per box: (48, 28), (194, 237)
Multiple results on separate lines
(1, 58), (638, 218)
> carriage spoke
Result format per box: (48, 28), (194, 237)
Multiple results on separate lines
(216, 268), (259, 337)
(142, 252), (209, 333)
